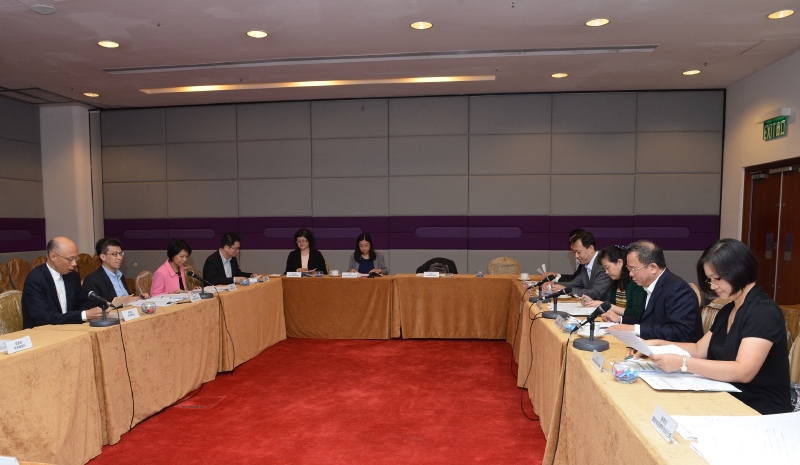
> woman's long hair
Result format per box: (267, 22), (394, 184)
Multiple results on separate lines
(597, 245), (631, 290)
(353, 232), (376, 263)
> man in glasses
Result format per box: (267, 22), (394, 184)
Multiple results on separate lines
(82, 237), (148, 306)
(547, 230), (612, 300)
(202, 233), (257, 285)
(608, 240), (703, 342)
(22, 236), (103, 328)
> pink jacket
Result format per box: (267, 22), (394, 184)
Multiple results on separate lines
(150, 260), (188, 296)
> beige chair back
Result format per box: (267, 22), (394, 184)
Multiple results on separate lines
(7, 258), (32, 291)
(781, 305), (800, 351)
(0, 290), (23, 336)
(135, 270), (153, 296)
(31, 255), (47, 267)
(700, 298), (730, 333)
(76, 253), (98, 282)
(0, 263), (12, 293)
(183, 266), (202, 290)
(688, 282), (702, 307)
(790, 336), (800, 384)
(487, 257), (521, 275)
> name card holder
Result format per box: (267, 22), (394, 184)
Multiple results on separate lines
(5, 336), (33, 355)
(286, 272), (302, 278)
(0, 456), (21, 465)
(591, 350), (605, 372)
(423, 272), (440, 278)
(120, 309), (141, 321)
(555, 314), (566, 329)
(228, 284), (237, 291)
(650, 406), (677, 443)
(342, 272), (358, 278)
(190, 293), (202, 303)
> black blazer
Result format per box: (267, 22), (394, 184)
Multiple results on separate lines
(22, 264), (95, 329)
(416, 257), (458, 274)
(285, 248), (327, 274)
(202, 250), (251, 285)
(82, 266), (131, 302)
(622, 268), (703, 342)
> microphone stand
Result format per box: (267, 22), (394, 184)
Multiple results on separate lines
(572, 316), (609, 352)
(90, 302), (121, 327)
(188, 273), (215, 300)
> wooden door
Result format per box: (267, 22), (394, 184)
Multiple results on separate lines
(776, 170), (800, 304)
(747, 173), (781, 297)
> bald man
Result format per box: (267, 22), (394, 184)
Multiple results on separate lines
(21, 237), (103, 328)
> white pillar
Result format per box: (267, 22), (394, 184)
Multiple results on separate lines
(40, 104), (98, 254)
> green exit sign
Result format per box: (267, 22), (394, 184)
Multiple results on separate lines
(763, 116), (787, 141)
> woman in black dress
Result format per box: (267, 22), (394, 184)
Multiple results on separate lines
(284, 229), (327, 274)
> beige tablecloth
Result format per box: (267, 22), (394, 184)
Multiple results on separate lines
(217, 280), (286, 371)
(282, 276), (393, 339)
(392, 274), (519, 339)
(0, 329), (102, 465)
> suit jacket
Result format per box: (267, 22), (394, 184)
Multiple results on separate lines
(561, 258), (612, 300)
(285, 248), (327, 274)
(22, 264), (95, 328)
(622, 268), (703, 342)
(348, 251), (388, 274)
(82, 266), (131, 302)
(415, 257), (458, 274)
(558, 263), (584, 284)
(202, 250), (251, 285)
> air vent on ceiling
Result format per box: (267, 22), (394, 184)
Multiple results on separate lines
(741, 38), (800, 55)
(0, 86), (83, 105)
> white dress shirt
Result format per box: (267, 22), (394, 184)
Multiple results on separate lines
(47, 263), (87, 321)
(634, 268), (665, 336)
(585, 252), (598, 279)
(220, 250), (232, 278)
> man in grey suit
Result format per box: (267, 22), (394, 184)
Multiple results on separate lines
(547, 230), (612, 300)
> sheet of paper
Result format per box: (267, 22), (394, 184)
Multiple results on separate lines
(606, 330), (653, 355)
(685, 413), (800, 464)
(649, 345), (691, 357)
(0, 339), (9, 353)
(549, 301), (596, 316)
(639, 372), (740, 392)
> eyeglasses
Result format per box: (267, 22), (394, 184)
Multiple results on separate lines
(626, 264), (647, 273)
(296, 239), (309, 244)
(705, 276), (723, 287)
(106, 252), (124, 257)
(226, 246), (240, 252)
(53, 252), (78, 263)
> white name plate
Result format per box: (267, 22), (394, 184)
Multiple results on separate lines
(555, 314), (565, 329)
(342, 272), (359, 278)
(423, 272), (440, 278)
(0, 456), (20, 465)
(189, 292), (202, 303)
(286, 272), (302, 277)
(650, 406), (677, 443)
(228, 284), (237, 291)
(120, 309), (140, 321)
(591, 350), (605, 372)
(5, 336), (33, 355)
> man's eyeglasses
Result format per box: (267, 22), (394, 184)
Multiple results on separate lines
(626, 264), (647, 274)
(105, 252), (124, 257)
(54, 253), (78, 263)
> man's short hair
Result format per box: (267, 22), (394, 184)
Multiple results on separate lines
(221, 233), (242, 248)
(46, 238), (58, 254)
(568, 228), (586, 241)
(570, 230), (596, 249)
(627, 240), (667, 269)
(95, 237), (122, 256)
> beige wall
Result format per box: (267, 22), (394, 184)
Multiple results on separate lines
(722, 49), (800, 239)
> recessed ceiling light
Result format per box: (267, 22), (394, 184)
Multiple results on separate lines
(585, 18), (610, 27)
(247, 30), (268, 38)
(410, 21), (433, 30)
(768, 9), (794, 19)
(140, 75), (495, 94)
(30, 4), (57, 15)
(98, 41), (120, 48)
(682, 70), (701, 75)
(83, 93), (99, 98)
(551, 73), (568, 78)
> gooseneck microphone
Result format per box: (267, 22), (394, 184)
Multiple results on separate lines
(186, 271), (214, 299)
(88, 291), (121, 327)
(579, 301), (612, 327)
(573, 302), (612, 352)
(534, 287), (573, 319)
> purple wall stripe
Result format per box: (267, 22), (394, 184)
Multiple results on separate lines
(0, 218), (46, 253)
(102, 215), (720, 252)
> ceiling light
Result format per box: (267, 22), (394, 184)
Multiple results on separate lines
(551, 73), (568, 78)
(98, 41), (120, 48)
(83, 93), (99, 98)
(30, 4), (57, 15)
(585, 18), (610, 27)
(140, 75), (495, 94)
(768, 10), (794, 19)
(410, 21), (433, 30)
(682, 70), (701, 75)
(247, 30), (268, 38)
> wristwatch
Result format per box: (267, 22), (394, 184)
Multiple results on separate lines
(680, 355), (688, 373)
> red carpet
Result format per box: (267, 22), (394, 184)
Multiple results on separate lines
(89, 339), (546, 464)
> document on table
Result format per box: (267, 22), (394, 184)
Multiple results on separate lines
(202, 286), (228, 293)
(549, 301), (596, 316)
(136, 295), (187, 307)
(638, 371), (740, 392)
(680, 412), (800, 464)
(606, 330), (690, 357)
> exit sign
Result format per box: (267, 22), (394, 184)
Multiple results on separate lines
(763, 116), (787, 141)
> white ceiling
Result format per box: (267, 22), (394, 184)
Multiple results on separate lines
(1, 0), (798, 109)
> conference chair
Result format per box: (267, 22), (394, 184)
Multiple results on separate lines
(0, 290), (23, 336)
(7, 258), (32, 291)
(135, 270), (153, 296)
(31, 255), (46, 267)
(790, 336), (800, 384)
(415, 257), (458, 274)
(701, 299), (728, 334)
(0, 263), (12, 293)
(688, 282), (702, 307)
(781, 305), (800, 354)
(76, 253), (98, 282)
(487, 257), (521, 275)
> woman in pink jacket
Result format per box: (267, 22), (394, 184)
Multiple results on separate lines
(151, 239), (193, 296)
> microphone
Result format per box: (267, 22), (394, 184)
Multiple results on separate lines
(525, 274), (558, 289)
(87, 291), (121, 327)
(531, 286), (573, 302)
(579, 301), (612, 327)
(88, 290), (115, 308)
(186, 271), (214, 299)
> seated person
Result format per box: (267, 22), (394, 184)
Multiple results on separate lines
(202, 233), (257, 285)
(579, 245), (644, 322)
(83, 237), (149, 306)
(547, 230), (611, 300)
(348, 233), (388, 275)
(285, 229), (327, 274)
(642, 239), (791, 414)
(608, 240), (703, 342)
(151, 239), (195, 296)
(415, 257), (458, 274)
(548, 228), (586, 283)
(22, 236), (102, 328)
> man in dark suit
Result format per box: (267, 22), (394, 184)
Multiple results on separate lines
(609, 240), (703, 342)
(548, 230), (612, 300)
(22, 236), (103, 328)
(202, 233), (256, 285)
(82, 238), (148, 306)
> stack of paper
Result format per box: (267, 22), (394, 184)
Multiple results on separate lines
(136, 295), (187, 307)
